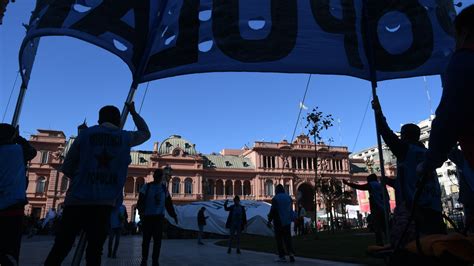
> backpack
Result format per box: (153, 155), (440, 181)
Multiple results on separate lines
(136, 184), (151, 214)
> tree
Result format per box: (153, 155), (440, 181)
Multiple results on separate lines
(305, 107), (333, 234)
(317, 177), (352, 233)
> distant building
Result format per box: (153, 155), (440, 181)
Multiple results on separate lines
(26, 130), (365, 221)
(351, 116), (460, 211)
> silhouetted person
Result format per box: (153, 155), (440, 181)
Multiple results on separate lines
(343, 174), (389, 245)
(0, 124), (37, 265)
(197, 207), (209, 245)
(108, 202), (127, 258)
(268, 184), (295, 262)
(297, 203), (306, 236)
(448, 148), (474, 233)
(224, 196), (247, 254)
(418, 6), (474, 190)
(45, 102), (150, 266)
(372, 97), (444, 248)
(138, 169), (178, 266)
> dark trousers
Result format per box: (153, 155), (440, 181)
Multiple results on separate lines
(141, 215), (164, 264)
(0, 214), (23, 265)
(373, 210), (386, 246)
(108, 228), (121, 256)
(228, 224), (242, 249)
(275, 225), (295, 258)
(44, 205), (112, 266)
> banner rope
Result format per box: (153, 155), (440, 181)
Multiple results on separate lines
(351, 93), (372, 152)
(2, 71), (20, 123)
(290, 74), (312, 142)
(133, 81), (150, 131)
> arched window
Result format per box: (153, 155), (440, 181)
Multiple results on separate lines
(36, 176), (46, 193)
(124, 177), (134, 194)
(207, 179), (215, 195)
(216, 180), (224, 195)
(135, 177), (145, 194)
(243, 180), (251, 195)
(265, 180), (274, 196)
(60, 176), (69, 192)
(172, 178), (180, 194)
(234, 180), (242, 196)
(225, 180), (233, 196)
(184, 178), (193, 194)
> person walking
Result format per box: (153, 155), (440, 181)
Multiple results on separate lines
(417, 5), (474, 191)
(45, 102), (150, 266)
(0, 124), (37, 265)
(372, 97), (444, 248)
(224, 196), (247, 254)
(108, 202), (128, 258)
(297, 203), (306, 236)
(197, 207), (209, 245)
(138, 168), (178, 266)
(343, 174), (389, 246)
(267, 184), (296, 263)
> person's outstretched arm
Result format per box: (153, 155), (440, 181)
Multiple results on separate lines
(343, 180), (369, 191)
(372, 97), (408, 159)
(126, 102), (151, 147)
(383, 177), (396, 188)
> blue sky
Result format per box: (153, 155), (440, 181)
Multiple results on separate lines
(1, 1), (472, 154)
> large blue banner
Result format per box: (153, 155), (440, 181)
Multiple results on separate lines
(20, 0), (456, 83)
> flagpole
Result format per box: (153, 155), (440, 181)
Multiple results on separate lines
(11, 81), (27, 127)
(13, 36), (40, 127)
(363, 0), (391, 245)
(119, 80), (140, 128)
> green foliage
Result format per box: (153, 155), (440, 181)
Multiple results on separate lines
(305, 107), (334, 142)
(317, 177), (352, 207)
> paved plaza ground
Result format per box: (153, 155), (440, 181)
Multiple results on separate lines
(19, 236), (361, 265)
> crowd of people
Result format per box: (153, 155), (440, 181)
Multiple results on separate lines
(0, 4), (473, 266)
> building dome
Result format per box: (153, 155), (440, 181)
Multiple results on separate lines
(158, 135), (197, 156)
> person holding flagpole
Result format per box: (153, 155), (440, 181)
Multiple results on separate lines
(372, 96), (444, 248)
(45, 102), (150, 266)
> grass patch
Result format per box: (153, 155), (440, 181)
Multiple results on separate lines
(215, 229), (384, 265)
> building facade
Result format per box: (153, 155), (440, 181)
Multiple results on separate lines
(26, 130), (364, 221)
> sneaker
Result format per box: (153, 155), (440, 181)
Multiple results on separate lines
(227, 248), (231, 254)
(275, 257), (287, 262)
(237, 249), (241, 254)
(289, 256), (295, 262)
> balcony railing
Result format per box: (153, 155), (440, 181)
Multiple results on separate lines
(254, 142), (348, 152)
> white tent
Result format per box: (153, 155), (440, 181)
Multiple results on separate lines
(345, 205), (361, 219)
(165, 200), (275, 237)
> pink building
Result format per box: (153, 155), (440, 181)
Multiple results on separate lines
(26, 130), (365, 221)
